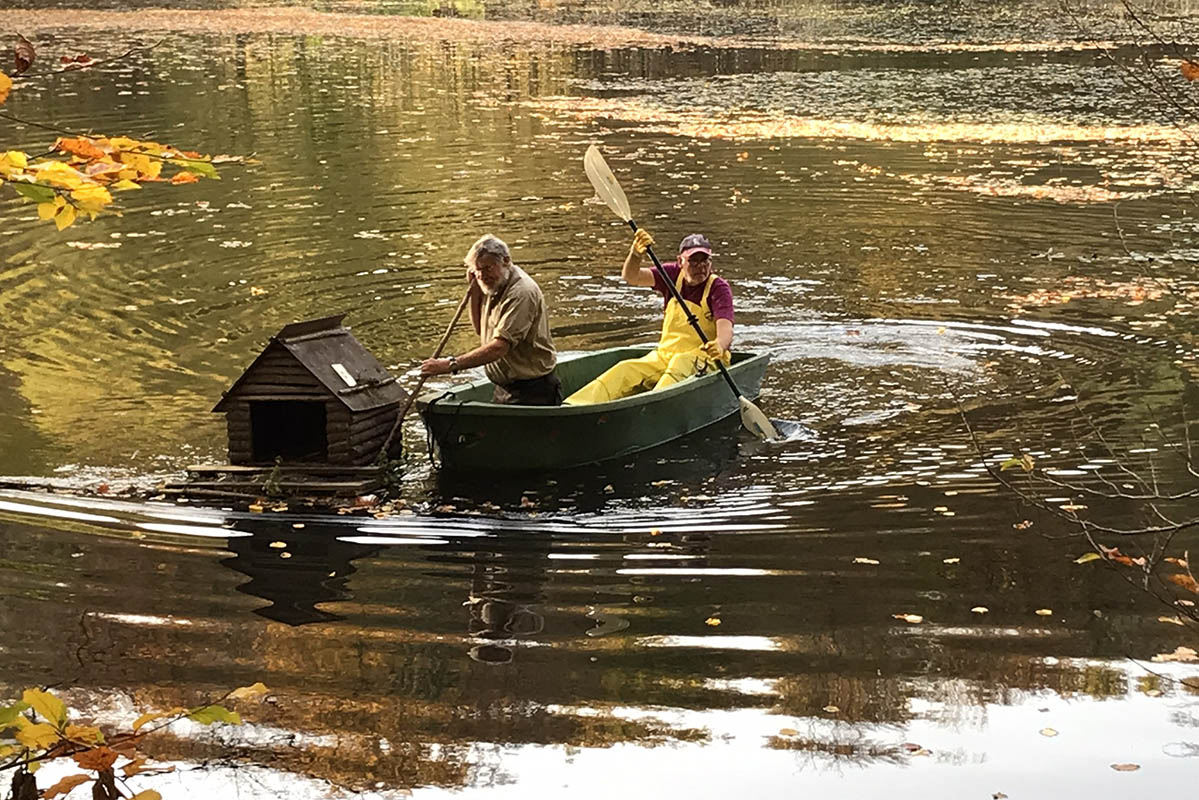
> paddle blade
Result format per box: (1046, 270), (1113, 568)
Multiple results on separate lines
(739, 396), (781, 441)
(584, 144), (632, 222)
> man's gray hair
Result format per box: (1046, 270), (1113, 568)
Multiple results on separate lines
(464, 234), (511, 268)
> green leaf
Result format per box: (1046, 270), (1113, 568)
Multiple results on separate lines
(1074, 552), (1102, 564)
(0, 702), (29, 728)
(186, 705), (241, 726)
(21, 689), (66, 729)
(11, 182), (56, 204)
(171, 158), (218, 179)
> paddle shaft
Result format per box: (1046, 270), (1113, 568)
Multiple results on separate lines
(628, 219), (743, 399)
(377, 288), (473, 461)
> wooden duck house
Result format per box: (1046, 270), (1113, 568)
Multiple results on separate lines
(212, 315), (409, 467)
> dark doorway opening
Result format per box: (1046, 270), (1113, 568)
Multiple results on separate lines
(250, 400), (327, 463)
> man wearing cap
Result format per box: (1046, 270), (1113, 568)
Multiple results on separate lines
(564, 229), (733, 405)
(420, 233), (561, 405)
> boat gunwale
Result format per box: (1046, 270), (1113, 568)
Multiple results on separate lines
(416, 347), (770, 418)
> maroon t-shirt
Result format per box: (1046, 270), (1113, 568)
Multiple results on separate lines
(651, 262), (734, 323)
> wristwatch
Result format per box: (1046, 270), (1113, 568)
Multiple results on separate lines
(448, 355), (459, 374)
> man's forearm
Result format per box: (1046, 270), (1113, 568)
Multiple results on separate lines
(716, 319), (734, 353)
(457, 337), (510, 370)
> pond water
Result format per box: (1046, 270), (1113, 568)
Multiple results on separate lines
(0, 2), (1197, 797)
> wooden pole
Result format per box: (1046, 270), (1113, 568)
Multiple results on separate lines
(377, 288), (472, 461)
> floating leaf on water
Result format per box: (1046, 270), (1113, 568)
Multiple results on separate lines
(1110, 763), (1140, 772)
(1035, 608), (1053, 616)
(268, 541), (286, 549)
(1167, 573), (1199, 594)
(993, 794), (1008, 799)
(822, 705), (839, 713)
(704, 617), (721, 627)
(248, 503), (263, 513)
(1013, 520), (1033, 530)
(778, 728), (798, 736)
(1157, 615), (1185, 626)
(1074, 552), (1102, 564)
(1182, 59), (1199, 81)
(943, 557), (960, 564)
(971, 606), (989, 614)
(1150, 646), (1198, 663)
(853, 557), (880, 565)
(893, 613), (923, 624)
(1039, 727), (1059, 737)
(228, 682), (269, 701)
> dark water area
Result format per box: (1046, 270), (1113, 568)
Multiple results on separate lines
(0, 1), (1198, 796)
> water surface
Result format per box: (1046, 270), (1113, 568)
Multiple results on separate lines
(0, 2), (1197, 796)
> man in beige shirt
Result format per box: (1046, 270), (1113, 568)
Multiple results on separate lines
(421, 234), (561, 405)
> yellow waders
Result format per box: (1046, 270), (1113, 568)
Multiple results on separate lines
(565, 271), (725, 405)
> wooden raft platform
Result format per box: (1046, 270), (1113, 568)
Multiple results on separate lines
(163, 464), (385, 501)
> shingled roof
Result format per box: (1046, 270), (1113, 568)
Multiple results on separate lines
(213, 315), (407, 413)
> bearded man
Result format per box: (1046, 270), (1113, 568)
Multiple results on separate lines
(420, 234), (561, 405)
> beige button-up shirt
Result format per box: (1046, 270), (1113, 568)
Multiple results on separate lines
(481, 264), (557, 386)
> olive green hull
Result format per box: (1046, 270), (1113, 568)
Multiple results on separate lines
(416, 346), (770, 471)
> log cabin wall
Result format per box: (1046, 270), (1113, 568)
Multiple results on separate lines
(346, 402), (401, 465)
(226, 401), (252, 464)
(326, 402), (352, 465)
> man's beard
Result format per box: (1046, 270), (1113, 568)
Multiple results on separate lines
(478, 269), (507, 295)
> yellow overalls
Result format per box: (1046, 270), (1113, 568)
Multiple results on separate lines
(565, 271), (727, 405)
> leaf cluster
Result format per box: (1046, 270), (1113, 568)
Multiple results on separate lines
(0, 682), (268, 799)
(0, 34), (224, 230)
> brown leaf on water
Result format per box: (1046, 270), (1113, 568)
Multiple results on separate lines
(14, 34), (35, 76)
(1166, 572), (1199, 594)
(1039, 727), (1058, 737)
(893, 613), (923, 624)
(1182, 59), (1199, 81)
(1151, 646), (1198, 663)
(1157, 615), (1185, 626)
(1110, 763), (1140, 772)
(1164, 557), (1189, 568)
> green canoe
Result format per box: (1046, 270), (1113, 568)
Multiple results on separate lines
(416, 346), (771, 471)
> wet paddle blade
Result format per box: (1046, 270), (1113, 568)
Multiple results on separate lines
(584, 144), (632, 222)
(739, 396), (780, 441)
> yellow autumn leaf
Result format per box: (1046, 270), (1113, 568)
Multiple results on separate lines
(131, 707), (186, 733)
(4, 150), (27, 169)
(111, 179), (141, 191)
(0, 73), (11, 105)
(53, 202), (76, 231)
(34, 160), (87, 190)
(37, 201), (59, 220)
(64, 724), (104, 744)
(129, 791), (162, 800)
(15, 720), (60, 750)
(228, 682), (269, 701)
(70, 184), (113, 216)
(22, 688), (67, 728)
